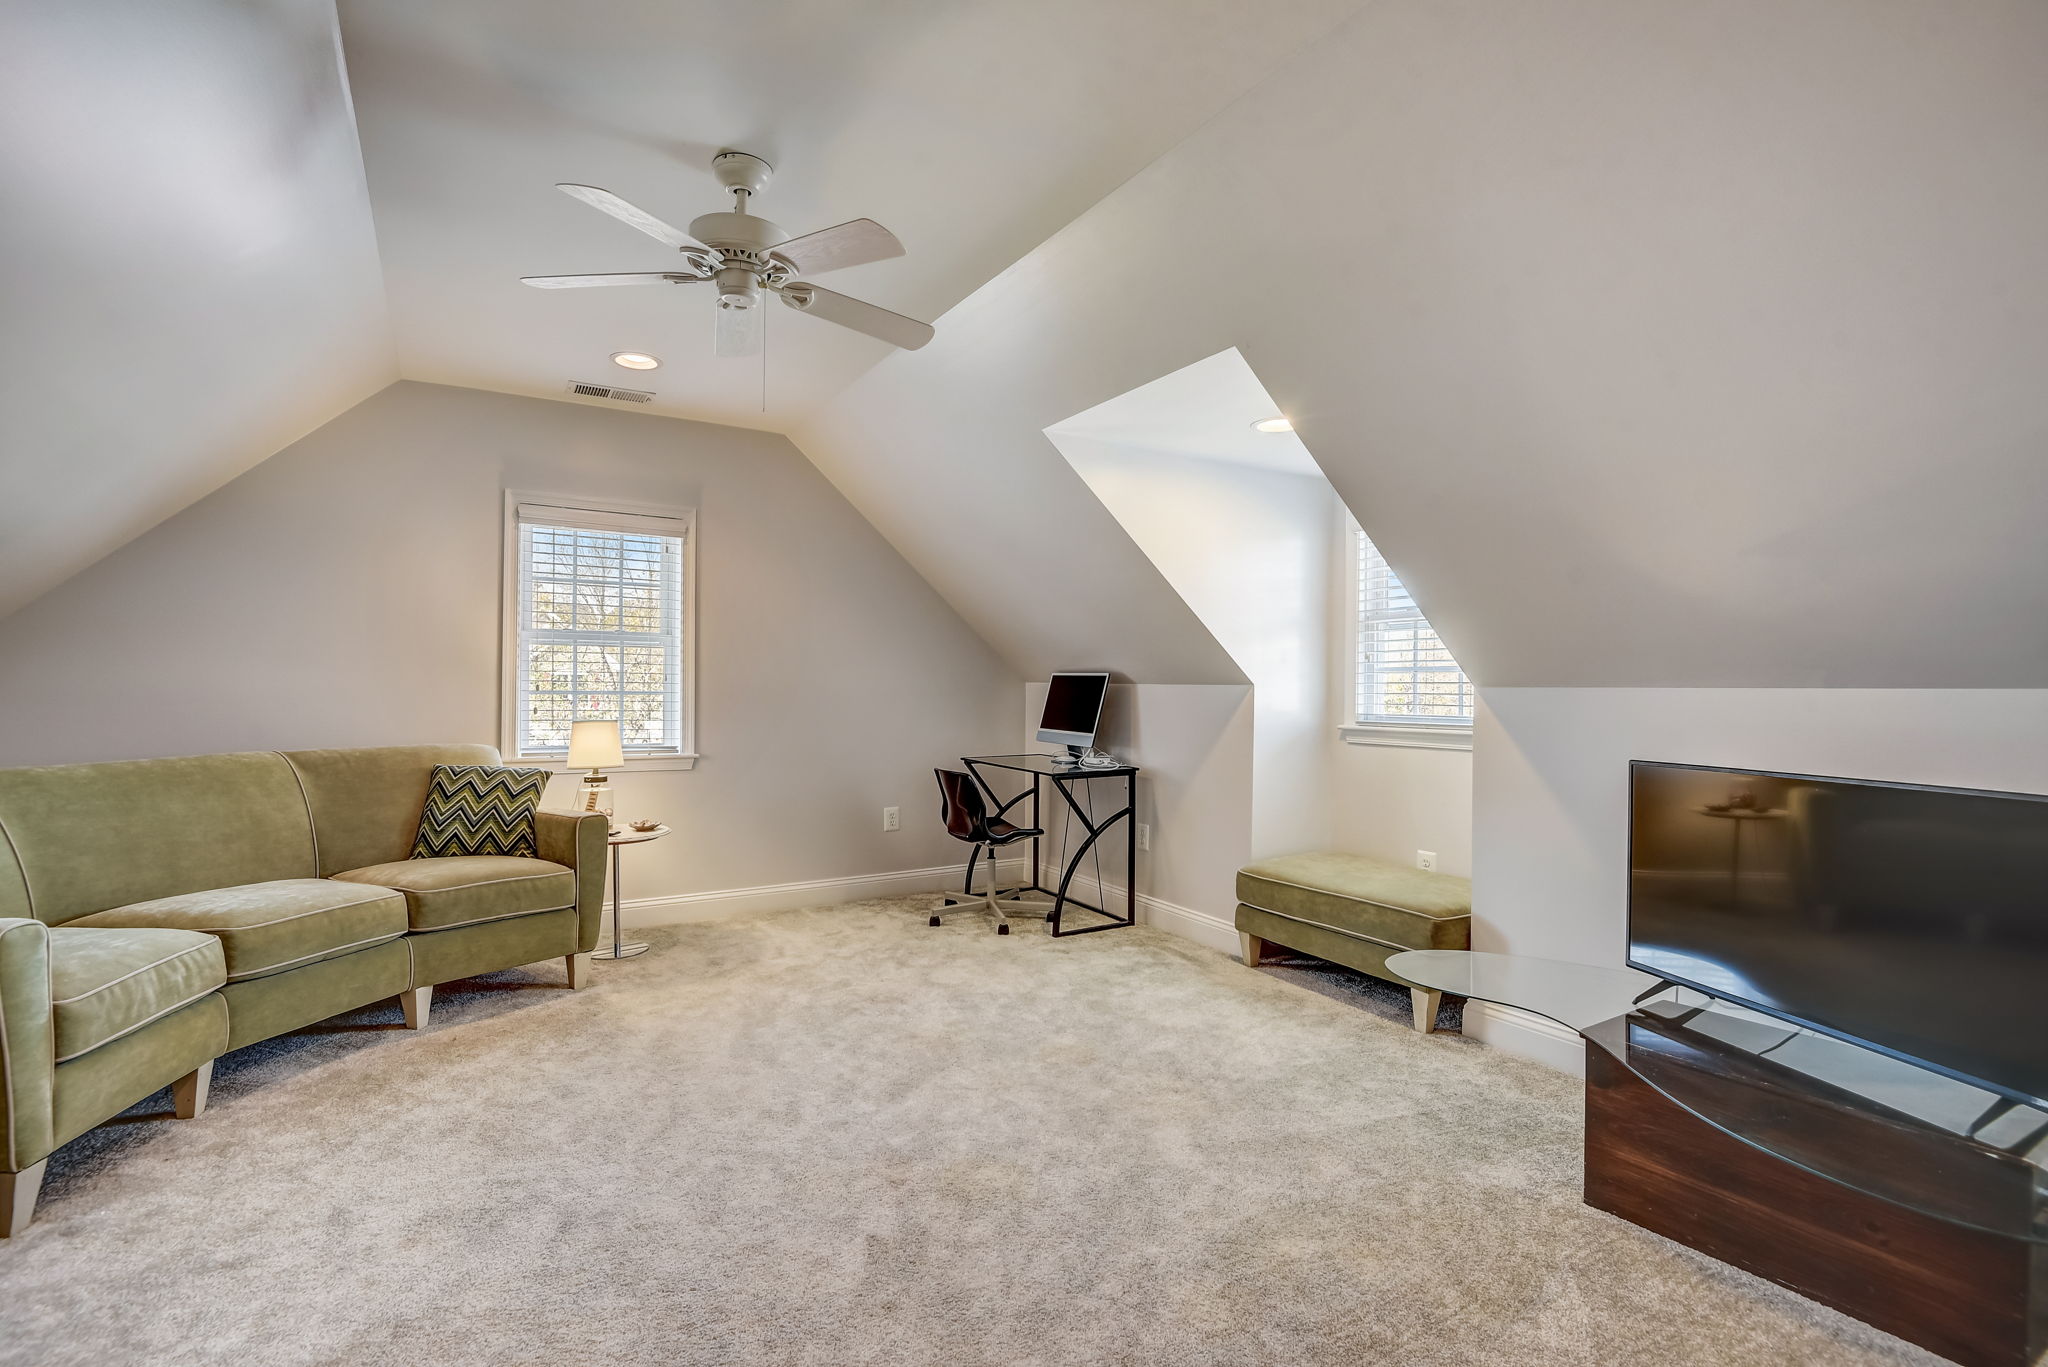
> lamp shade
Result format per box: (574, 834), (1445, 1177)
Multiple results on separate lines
(567, 719), (625, 770)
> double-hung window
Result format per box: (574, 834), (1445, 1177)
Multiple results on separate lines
(505, 498), (696, 767)
(1347, 517), (1472, 745)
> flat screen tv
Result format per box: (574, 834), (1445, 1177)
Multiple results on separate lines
(1628, 761), (2048, 1104)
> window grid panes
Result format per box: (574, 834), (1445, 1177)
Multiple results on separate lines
(1353, 522), (1472, 725)
(516, 519), (685, 755)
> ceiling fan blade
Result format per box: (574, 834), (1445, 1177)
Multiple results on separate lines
(714, 300), (762, 358)
(776, 283), (933, 350)
(555, 183), (696, 249)
(520, 272), (707, 289)
(771, 218), (905, 275)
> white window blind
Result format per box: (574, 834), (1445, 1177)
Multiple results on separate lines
(513, 503), (688, 758)
(1352, 520), (1472, 726)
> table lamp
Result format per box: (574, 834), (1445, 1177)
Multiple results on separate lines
(567, 719), (624, 823)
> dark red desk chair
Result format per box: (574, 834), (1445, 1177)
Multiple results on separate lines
(930, 768), (1055, 934)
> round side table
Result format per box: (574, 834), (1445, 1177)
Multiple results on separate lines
(594, 824), (669, 961)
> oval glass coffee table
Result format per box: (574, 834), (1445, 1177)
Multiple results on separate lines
(1387, 948), (2048, 1367)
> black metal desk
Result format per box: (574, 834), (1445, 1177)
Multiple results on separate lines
(962, 753), (1138, 937)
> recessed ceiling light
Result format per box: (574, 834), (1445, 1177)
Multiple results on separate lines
(1251, 416), (1292, 433)
(611, 351), (661, 371)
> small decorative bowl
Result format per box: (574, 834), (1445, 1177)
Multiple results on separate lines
(628, 819), (662, 832)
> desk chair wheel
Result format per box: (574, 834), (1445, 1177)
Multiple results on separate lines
(928, 915), (942, 927)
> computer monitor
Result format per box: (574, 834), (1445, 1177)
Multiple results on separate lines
(1037, 672), (1110, 758)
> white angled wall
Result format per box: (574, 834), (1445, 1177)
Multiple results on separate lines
(0, 0), (395, 620)
(1049, 437), (1336, 860)
(1022, 437), (1478, 932)
(796, 0), (2048, 691)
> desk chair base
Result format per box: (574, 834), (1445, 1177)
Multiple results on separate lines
(931, 850), (1055, 935)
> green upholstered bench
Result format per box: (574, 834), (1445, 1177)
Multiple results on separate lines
(1235, 852), (1472, 1033)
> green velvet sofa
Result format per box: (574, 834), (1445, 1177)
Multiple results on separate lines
(0, 744), (608, 1235)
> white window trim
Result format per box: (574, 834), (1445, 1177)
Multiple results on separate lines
(1342, 513), (1473, 749)
(1339, 721), (1473, 751)
(500, 490), (700, 771)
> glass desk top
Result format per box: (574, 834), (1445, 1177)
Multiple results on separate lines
(1389, 949), (2048, 1241)
(964, 753), (1138, 777)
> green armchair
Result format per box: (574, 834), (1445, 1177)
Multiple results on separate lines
(0, 744), (610, 1235)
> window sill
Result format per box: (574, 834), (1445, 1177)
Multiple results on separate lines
(1339, 724), (1472, 752)
(516, 753), (700, 773)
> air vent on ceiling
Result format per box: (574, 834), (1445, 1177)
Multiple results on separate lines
(567, 381), (654, 403)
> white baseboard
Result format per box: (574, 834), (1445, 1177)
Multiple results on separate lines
(1047, 868), (1239, 954)
(1134, 895), (1237, 953)
(1461, 1001), (1585, 1076)
(610, 854), (1245, 966)
(616, 859), (1027, 927)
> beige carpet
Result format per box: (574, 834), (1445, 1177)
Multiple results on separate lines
(0, 899), (1943, 1367)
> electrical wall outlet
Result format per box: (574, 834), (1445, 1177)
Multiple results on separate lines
(882, 806), (900, 833)
(1137, 823), (1151, 851)
(1415, 849), (1437, 872)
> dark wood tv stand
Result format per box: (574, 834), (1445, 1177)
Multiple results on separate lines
(1389, 951), (2047, 1367)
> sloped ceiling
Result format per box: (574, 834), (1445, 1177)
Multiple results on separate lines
(0, 0), (395, 621)
(10, 0), (2047, 694)
(333, 0), (1364, 430)
(797, 0), (2048, 687)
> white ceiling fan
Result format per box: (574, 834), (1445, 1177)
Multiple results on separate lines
(522, 150), (933, 357)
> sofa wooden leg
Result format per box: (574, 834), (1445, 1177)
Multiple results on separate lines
(1411, 987), (1442, 1034)
(399, 986), (433, 1030)
(172, 1060), (213, 1120)
(1240, 933), (1264, 968)
(2, 1159), (47, 1239)
(565, 952), (591, 990)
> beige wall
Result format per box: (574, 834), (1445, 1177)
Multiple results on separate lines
(1327, 743), (1473, 880)
(1473, 688), (2048, 966)
(0, 382), (1020, 900)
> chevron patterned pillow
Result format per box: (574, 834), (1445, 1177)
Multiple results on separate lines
(411, 765), (553, 860)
